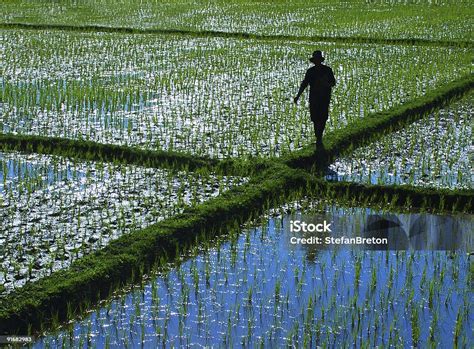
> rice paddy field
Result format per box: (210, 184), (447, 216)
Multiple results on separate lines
(0, 0), (472, 347)
(0, 150), (246, 294)
(1, 1), (473, 43)
(1, 29), (471, 158)
(34, 203), (474, 348)
(328, 93), (474, 189)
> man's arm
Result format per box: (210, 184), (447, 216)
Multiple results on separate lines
(294, 71), (309, 104)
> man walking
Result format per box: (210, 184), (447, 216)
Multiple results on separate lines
(294, 50), (336, 147)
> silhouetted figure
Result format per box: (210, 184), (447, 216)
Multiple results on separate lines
(294, 50), (336, 147)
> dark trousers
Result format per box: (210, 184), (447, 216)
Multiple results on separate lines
(309, 98), (330, 144)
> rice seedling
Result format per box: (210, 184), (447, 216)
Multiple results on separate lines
(0, 150), (247, 294)
(1, 0), (471, 43)
(410, 301), (420, 345)
(1, 29), (471, 158)
(329, 93), (473, 190)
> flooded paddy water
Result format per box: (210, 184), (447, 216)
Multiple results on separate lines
(1, 1), (472, 43)
(1, 29), (472, 157)
(0, 151), (246, 294)
(328, 95), (473, 189)
(34, 202), (473, 348)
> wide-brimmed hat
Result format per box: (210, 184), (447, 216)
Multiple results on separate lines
(309, 50), (325, 63)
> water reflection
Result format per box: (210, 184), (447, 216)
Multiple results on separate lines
(34, 204), (473, 348)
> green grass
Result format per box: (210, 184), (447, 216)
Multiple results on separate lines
(310, 179), (474, 214)
(0, 133), (232, 173)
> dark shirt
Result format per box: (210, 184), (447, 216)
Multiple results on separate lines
(301, 64), (336, 101)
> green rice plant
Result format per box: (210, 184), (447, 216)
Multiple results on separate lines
(329, 94), (473, 190)
(410, 303), (420, 345)
(0, 150), (247, 294)
(429, 309), (438, 347)
(2, 29), (471, 158)
(453, 308), (463, 348)
(1, 0), (473, 42)
(370, 266), (377, 291)
(354, 256), (362, 285)
(428, 279), (436, 310)
(274, 279), (281, 303)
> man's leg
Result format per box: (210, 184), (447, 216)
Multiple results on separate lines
(314, 118), (326, 145)
(310, 102), (320, 145)
(310, 99), (329, 146)
(317, 101), (330, 145)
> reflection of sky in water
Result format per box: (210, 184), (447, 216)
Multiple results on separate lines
(0, 152), (88, 195)
(35, 204), (473, 348)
